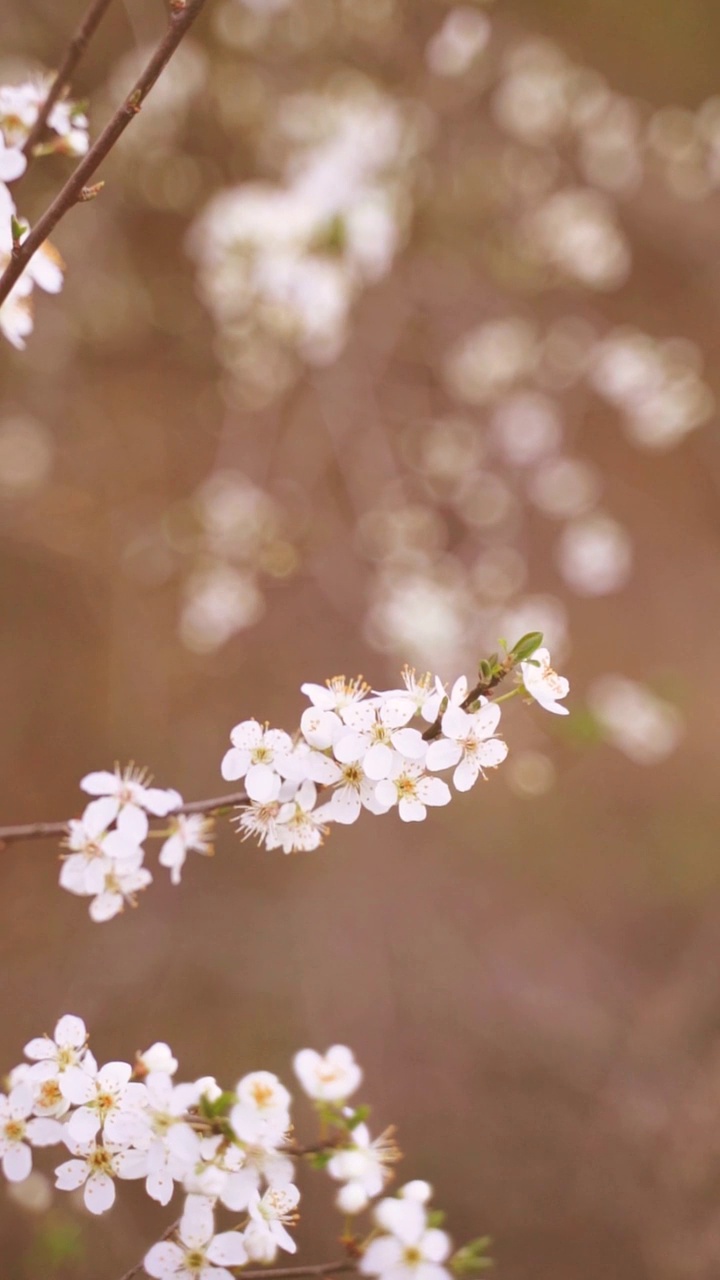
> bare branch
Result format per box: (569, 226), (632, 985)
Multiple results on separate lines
(0, 789), (249, 848)
(0, 0), (209, 308)
(20, 0), (116, 164)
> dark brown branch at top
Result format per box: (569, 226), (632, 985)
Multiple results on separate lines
(422, 657), (514, 743)
(0, 789), (249, 848)
(20, 0), (116, 163)
(0, 0), (210, 308)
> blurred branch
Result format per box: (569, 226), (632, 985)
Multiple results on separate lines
(20, 0), (116, 163)
(0, 788), (249, 847)
(0, 0), (210, 307)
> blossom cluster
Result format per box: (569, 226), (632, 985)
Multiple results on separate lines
(1, 1019), (483, 1280)
(56, 640), (568, 919)
(223, 644), (567, 854)
(0, 78), (89, 349)
(60, 767), (212, 921)
(189, 80), (424, 405)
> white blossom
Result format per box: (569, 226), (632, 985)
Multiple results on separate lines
(220, 720), (293, 802)
(328, 1123), (398, 1213)
(80, 765), (182, 823)
(159, 814), (214, 885)
(519, 647), (570, 715)
(360, 1187), (453, 1280)
(293, 1046), (362, 1102)
(230, 1072), (291, 1147)
(245, 1184), (300, 1261)
(55, 1134), (147, 1215)
(145, 1195), (248, 1278)
(424, 701), (508, 791)
(0, 1085), (62, 1182)
(374, 760), (451, 823)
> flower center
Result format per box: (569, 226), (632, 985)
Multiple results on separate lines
(4, 1119), (25, 1143)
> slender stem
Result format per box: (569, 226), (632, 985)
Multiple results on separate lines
(20, 0), (116, 164)
(0, 0), (210, 308)
(242, 1263), (357, 1280)
(490, 687), (522, 705)
(0, 789), (248, 848)
(118, 1218), (179, 1280)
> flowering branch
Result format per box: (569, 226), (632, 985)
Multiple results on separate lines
(19, 0), (115, 163)
(0, 790), (248, 848)
(0, 635), (570, 924)
(0, 0), (209, 307)
(1, 1023), (487, 1280)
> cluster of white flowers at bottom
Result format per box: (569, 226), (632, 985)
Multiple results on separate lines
(1, 1021), (477, 1280)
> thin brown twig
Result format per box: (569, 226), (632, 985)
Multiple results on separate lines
(20, 0), (116, 163)
(0, 0), (209, 308)
(242, 1263), (357, 1280)
(0, 789), (249, 848)
(422, 658), (514, 742)
(118, 1217), (179, 1280)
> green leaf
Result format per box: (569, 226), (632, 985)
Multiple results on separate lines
(199, 1089), (235, 1119)
(346, 1104), (370, 1129)
(510, 631), (543, 663)
(451, 1238), (494, 1275)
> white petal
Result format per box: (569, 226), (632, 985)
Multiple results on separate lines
(146, 1168), (174, 1206)
(333, 731), (365, 764)
(84, 1170), (116, 1214)
(417, 777), (452, 806)
(82, 797), (118, 838)
(376, 1197), (425, 1244)
(180, 1194), (214, 1249)
(363, 742), (395, 781)
(300, 707), (342, 749)
(471, 702), (501, 737)
(116, 805), (149, 843)
(341, 702), (376, 730)
(329, 786), (362, 825)
(245, 763), (281, 803)
(476, 739), (508, 767)
(421, 1229), (452, 1262)
(424, 738), (462, 772)
(398, 797), (426, 822)
(25, 1118), (64, 1147)
(207, 1232), (249, 1266)
(80, 771), (119, 797)
(441, 704), (470, 738)
(60, 1068), (95, 1106)
(55, 1158), (88, 1191)
(229, 720), (263, 749)
(67, 1107), (100, 1144)
(144, 1242), (186, 1278)
(220, 747), (249, 782)
(23, 1037), (56, 1062)
(3, 1143), (31, 1182)
(55, 1015), (87, 1049)
(89, 892), (124, 923)
(374, 779), (397, 809)
(453, 757), (479, 793)
(390, 728), (427, 761)
(360, 1237), (404, 1275)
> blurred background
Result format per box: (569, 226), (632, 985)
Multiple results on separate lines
(2, 0), (720, 1275)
